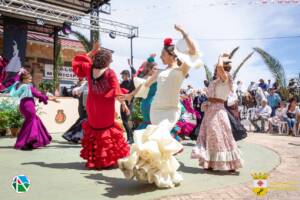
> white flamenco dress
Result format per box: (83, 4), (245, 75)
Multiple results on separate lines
(118, 67), (186, 188)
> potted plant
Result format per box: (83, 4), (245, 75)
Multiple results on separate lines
(39, 81), (54, 95)
(0, 99), (11, 136)
(0, 98), (23, 137)
(7, 108), (24, 137)
(0, 110), (9, 136)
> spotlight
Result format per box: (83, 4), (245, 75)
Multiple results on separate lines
(109, 31), (116, 39)
(36, 18), (44, 26)
(62, 21), (72, 35)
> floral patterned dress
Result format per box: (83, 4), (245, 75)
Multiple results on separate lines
(191, 76), (243, 170)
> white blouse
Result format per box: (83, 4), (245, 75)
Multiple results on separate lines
(215, 80), (232, 101)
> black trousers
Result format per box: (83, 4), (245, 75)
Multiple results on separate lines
(120, 101), (133, 141)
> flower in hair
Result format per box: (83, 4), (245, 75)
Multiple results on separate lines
(147, 57), (155, 63)
(18, 67), (28, 75)
(164, 38), (173, 46)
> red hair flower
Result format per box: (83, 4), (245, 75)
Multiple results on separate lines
(164, 38), (173, 46)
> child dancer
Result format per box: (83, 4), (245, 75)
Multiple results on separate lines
(10, 71), (58, 150)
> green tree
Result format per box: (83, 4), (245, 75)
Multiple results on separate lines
(254, 47), (289, 99)
(232, 51), (254, 80)
(53, 40), (63, 92)
(204, 46), (254, 82)
(72, 31), (92, 52)
(204, 64), (213, 82)
(72, 31), (99, 52)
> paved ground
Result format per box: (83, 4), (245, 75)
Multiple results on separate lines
(0, 132), (298, 200)
(157, 133), (300, 200)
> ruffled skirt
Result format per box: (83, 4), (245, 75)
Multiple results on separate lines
(81, 121), (130, 169)
(118, 120), (183, 188)
(191, 103), (243, 170)
(62, 118), (86, 143)
(176, 120), (196, 137)
(15, 98), (51, 150)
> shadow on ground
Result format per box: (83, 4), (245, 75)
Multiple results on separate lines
(22, 161), (87, 170)
(288, 142), (300, 146)
(83, 173), (157, 198)
(178, 161), (240, 176)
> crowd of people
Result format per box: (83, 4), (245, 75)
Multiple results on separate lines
(0, 24), (299, 190)
(235, 78), (300, 135)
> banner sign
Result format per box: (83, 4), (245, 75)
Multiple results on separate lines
(3, 17), (28, 73)
(44, 64), (78, 81)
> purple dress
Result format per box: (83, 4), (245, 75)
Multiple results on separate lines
(14, 85), (52, 150)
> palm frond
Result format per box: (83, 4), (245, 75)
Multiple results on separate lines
(72, 31), (91, 52)
(254, 47), (287, 89)
(232, 51), (254, 80)
(204, 64), (213, 82)
(229, 46), (239, 59)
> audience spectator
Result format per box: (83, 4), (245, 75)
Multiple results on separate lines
(284, 97), (300, 135)
(255, 87), (267, 106)
(267, 101), (286, 133)
(236, 80), (243, 106)
(120, 69), (135, 144)
(267, 88), (282, 117)
(267, 79), (272, 90)
(193, 89), (207, 124)
(186, 85), (194, 96)
(247, 81), (257, 97)
(258, 79), (268, 91)
(250, 99), (272, 133)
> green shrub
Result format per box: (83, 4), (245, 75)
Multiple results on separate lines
(39, 81), (54, 93)
(131, 98), (143, 122)
(0, 110), (10, 130)
(0, 98), (23, 129)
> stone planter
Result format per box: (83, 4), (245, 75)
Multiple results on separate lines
(10, 128), (20, 137)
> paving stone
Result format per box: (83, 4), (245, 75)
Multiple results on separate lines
(158, 133), (300, 200)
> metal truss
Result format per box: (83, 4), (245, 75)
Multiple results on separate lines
(0, 0), (138, 38)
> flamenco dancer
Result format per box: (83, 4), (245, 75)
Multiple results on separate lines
(10, 71), (58, 150)
(171, 102), (197, 141)
(72, 42), (130, 169)
(170, 102), (190, 141)
(126, 55), (157, 130)
(191, 54), (243, 173)
(176, 92), (199, 139)
(62, 79), (88, 143)
(118, 25), (203, 188)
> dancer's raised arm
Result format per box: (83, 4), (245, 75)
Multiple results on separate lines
(87, 42), (101, 58)
(175, 25), (197, 55)
(216, 54), (229, 82)
(174, 25), (200, 76)
(72, 42), (100, 78)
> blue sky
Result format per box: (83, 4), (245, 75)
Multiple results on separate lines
(81, 0), (300, 89)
